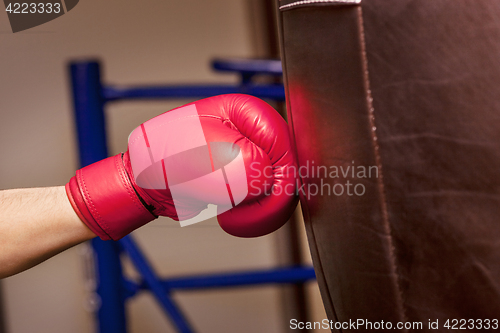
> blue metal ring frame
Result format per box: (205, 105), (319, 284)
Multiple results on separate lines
(69, 59), (315, 333)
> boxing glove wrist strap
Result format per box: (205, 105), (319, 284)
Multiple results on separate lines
(66, 154), (156, 241)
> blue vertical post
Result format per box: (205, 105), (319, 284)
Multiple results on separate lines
(69, 61), (128, 333)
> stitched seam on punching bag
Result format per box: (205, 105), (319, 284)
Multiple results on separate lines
(279, 0), (361, 10)
(279, 8), (341, 330)
(356, 6), (409, 327)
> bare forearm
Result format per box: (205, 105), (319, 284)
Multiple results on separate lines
(0, 186), (96, 278)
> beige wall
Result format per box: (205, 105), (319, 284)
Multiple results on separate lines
(0, 1), (325, 332)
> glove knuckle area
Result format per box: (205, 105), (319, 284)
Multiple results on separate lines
(194, 95), (299, 237)
(125, 94), (298, 236)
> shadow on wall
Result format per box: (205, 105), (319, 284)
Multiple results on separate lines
(0, 283), (5, 333)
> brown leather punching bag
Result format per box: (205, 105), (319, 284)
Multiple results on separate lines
(277, 0), (500, 331)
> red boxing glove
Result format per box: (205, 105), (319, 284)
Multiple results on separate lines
(66, 94), (298, 240)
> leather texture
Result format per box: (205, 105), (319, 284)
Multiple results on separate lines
(277, 0), (500, 330)
(67, 94), (298, 240)
(66, 154), (156, 240)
